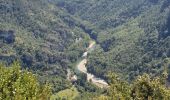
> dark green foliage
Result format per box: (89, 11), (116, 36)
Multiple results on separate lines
(0, 30), (15, 44)
(0, 0), (90, 93)
(56, 0), (170, 82)
(1, 0), (170, 99)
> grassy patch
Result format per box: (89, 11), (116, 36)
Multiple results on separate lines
(51, 87), (79, 100)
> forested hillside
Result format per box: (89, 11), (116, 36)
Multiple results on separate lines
(0, 0), (92, 93)
(55, 0), (170, 81)
(1, 0), (170, 99)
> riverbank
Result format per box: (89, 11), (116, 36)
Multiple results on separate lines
(76, 41), (109, 88)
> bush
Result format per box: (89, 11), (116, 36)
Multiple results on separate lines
(0, 62), (51, 100)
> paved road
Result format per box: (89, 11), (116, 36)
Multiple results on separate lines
(77, 41), (109, 88)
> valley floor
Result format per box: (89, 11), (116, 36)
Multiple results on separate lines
(77, 41), (109, 88)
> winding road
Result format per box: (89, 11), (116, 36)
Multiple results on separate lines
(77, 41), (109, 88)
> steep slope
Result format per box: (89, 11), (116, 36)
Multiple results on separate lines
(55, 0), (170, 81)
(0, 0), (91, 92)
(1, 0), (170, 98)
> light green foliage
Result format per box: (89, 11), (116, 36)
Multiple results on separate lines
(95, 72), (170, 100)
(107, 73), (131, 100)
(0, 62), (51, 100)
(50, 87), (79, 100)
(131, 73), (170, 100)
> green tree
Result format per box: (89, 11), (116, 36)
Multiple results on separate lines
(131, 73), (170, 100)
(108, 73), (131, 100)
(96, 72), (170, 100)
(98, 72), (131, 100)
(0, 62), (51, 100)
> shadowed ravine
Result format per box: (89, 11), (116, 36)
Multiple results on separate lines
(77, 41), (109, 88)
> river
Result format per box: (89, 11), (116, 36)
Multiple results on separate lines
(77, 41), (109, 88)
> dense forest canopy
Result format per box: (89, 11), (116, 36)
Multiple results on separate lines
(0, 0), (170, 99)
(0, 0), (91, 93)
(55, 0), (170, 81)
